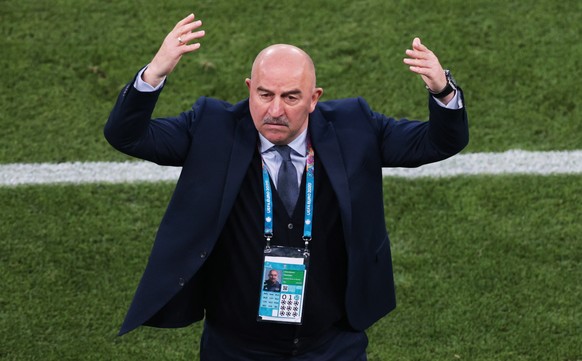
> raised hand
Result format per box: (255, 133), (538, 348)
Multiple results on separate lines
(403, 38), (453, 102)
(143, 14), (206, 87)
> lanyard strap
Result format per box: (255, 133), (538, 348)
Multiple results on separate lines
(262, 138), (315, 251)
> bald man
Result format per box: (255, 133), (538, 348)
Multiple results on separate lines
(105, 13), (468, 360)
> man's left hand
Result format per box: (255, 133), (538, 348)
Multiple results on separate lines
(403, 38), (453, 103)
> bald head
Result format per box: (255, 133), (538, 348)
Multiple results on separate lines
(250, 44), (317, 89)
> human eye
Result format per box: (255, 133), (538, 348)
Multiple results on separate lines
(285, 94), (300, 104)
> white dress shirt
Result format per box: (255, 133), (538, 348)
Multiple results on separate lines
(258, 130), (308, 189)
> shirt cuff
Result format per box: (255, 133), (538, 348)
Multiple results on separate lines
(133, 66), (166, 92)
(433, 89), (463, 109)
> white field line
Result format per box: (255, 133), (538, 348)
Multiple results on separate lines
(1, 150), (582, 187)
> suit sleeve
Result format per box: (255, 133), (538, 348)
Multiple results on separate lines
(366, 92), (469, 167)
(104, 71), (203, 166)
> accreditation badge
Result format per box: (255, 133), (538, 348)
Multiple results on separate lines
(257, 246), (309, 324)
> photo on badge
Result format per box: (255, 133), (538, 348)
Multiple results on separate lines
(263, 269), (282, 292)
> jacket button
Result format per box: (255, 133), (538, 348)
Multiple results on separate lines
(200, 251), (207, 259)
(288, 223), (294, 230)
(178, 278), (185, 287)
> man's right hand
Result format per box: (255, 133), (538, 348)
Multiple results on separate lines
(142, 13), (206, 87)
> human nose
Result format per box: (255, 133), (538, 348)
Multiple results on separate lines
(268, 97), (284, 118)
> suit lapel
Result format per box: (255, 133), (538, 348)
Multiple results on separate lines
(309, 110), (353, 241)
(216, 114), (258, 230)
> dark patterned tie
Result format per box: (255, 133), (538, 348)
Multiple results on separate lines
(274, 145), (299, 215)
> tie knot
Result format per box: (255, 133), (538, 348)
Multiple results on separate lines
(274, 145), (292, 161)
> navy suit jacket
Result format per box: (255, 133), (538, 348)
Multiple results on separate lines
(104, 73), (468, 336)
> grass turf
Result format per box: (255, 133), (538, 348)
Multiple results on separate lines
(1, 0), (581, 359)
(1, 0), (581, 163)
(1, 176), (580, 360)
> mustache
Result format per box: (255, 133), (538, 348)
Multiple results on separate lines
(262, 116), (289, 126)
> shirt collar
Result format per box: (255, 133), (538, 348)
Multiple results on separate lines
(259, 128), (308, 156)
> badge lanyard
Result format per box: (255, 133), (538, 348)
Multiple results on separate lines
(257, 138), (315, 324)
(261, 138), (315, 254)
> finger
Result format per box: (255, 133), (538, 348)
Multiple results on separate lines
(176, 19), (203, 45)
(174, 13), (196, 30)
(179, 19), (204, 36)
(174, 17), (204, 47)
(182, 43), (202, 53)
(403, 58), (428, 68)
(405, 49), (428, 61)
(179, 30), (206, 45)
(407, 66), (431, 76)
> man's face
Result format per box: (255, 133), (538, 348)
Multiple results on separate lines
(246, 46), (322, 145)
(268, 270), (278, 283)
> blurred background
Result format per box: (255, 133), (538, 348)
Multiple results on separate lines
(1, 0), (580, 359)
